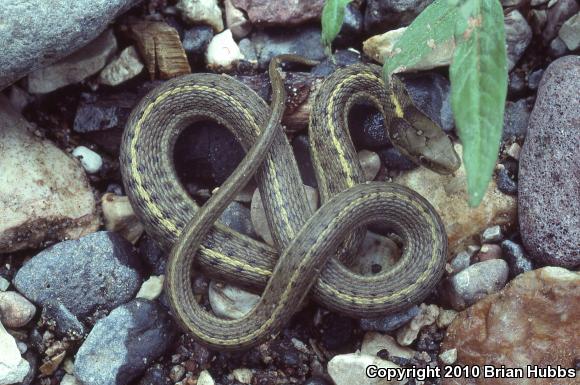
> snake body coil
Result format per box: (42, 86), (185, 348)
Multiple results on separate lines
(120, 57), (459, 350)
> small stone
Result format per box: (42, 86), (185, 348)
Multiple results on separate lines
(136, 276), (164, 301)
(481, 225), (502, 243)
(501, 240), (534, 278)
(358, 150), (381, 181)
(508, 71), (526, 96)
(98, 46), (144, 86)
(0, 277), (9, 291)
(449, 251), (471, 274)
(27, 29), (117, 93)
(360, 305), (420, 332)
(41, 301), (86, 339)
(396, 303), (440, 346)
(205, 29), (244, 71)
(137, 235), (166, 276)
(502, 99), (530, 140)
(527, 69), (544, 90)
(348, 105), (391, 149)
(445, 259), (509, 310)
(474, 244), (502, 262)
(530, 9), (548, 35)
(182, 26), (214, 60)
(361, 332), (415, 359)
(63, 358), (74, 374)
(169, 365), (185, 382)
(208, 281), (259, 319)
(356, 232), (400, 276)
(139, 366), (170, 385)
(496, 165), (518, 195)
(505, 142), (521, 160)
(304, 378), (331, 385)
(439, 348), (457, 365)
(364, 0), (433, 34)
(436, 309), (458, 328)
(231, 0), (324, 27)
(548, 36), (569, 58)
(504, 10), (532, 71)
(72, 146), (103, 174)
(61, 374), (82, 385)
(232, 368), (253, 384)
(225, 0), (251, 39)
(559, 12), (580, 50)
(0, 291), (36, 328)
(176, 0), (224, 32)
(542, 0), (579, 44)
(218, 201), (256, 238)
(0, 321), (30, 384)
(328, 353), (403, 385)
(197, 370), (215, 385)
(102, 193), (144, 243)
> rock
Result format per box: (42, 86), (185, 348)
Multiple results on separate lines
(449, 251), (471, 274)
(225, 0), (251, 39)
(13, 231), (142, 319)
(205, 29), (244, 71)
(348, 105), (391, 150)
(218, 201), (256, 238)
(72, 146), (103, 174)
(474, 244), (502, 262)
(439, 348), (457, 365)
(197, 370), (215, 385)
(0, 278), (9, 292)
(379, 147), (418, 172)
(41, 301), (86, 339)
(98, 46), (144, 86)
(481, 225), (502, 243)
(445, 259), (509, 310)
(176, 0), (224, 32)
(334, 4), (364, 46)
(356, 232), (400, 276)
(136, 276), (164, 301)
(208, 281), (259, 319)
(251, 27), (326, 70)
(559, 12), (580, 50)
(364, 0), (433, 34)
(508, 71), (526, 96)
(436, 309), (457, 328)
(441, 267), (579, 385)
(139, 366), (171, 385)
(394, 143), (517, 255)
(169, 365), (185, 382)
(519, 56), (580, 268)
(527, 68), (544, 90)
(7, 85), (33, 113)
(101, 193), (144, 244)
(361, 332), (415, 359)
(328, 353), (404, 385)
(75, 299), (176, 385)
(137, 235), (167, 276)
(73, 90), (139, 134)
(543, 0), (579, 44)
(304, 378), (330, 385)
(395, 303), (440, 346)
(61, 374), (82, 385)
(0, 97), (99, 253)
(360, 305), (420, 332)
(504, 10), (532, 71)
(0, 0), (139, 90)
(502, 99), (531, 140)
(505, 142), (521, 160)
(231, 0), (324, 27)
(39, 350), (66, 376)
(182, 26), (214, 61)
(0, 321), (30, 384)
(0, 291), (36, 328)
(311, 49), (362, 77)
(232, 368), (253, 384)
(501, 240), (534, 278)
(27, 29), (117, 94)
(548, 36), (569, 58)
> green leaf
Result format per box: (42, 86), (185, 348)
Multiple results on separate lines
(382, 0), (458, 81)
(450, 0), (507, 206)
(321, 0), (352, 50)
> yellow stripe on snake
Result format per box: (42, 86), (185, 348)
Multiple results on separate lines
(120, 55), (460, 350)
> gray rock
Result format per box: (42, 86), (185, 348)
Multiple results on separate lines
(0, 277), (9, 292)
(13, 231), (143, 319)
(508, 71), (526, 96)
(364, 0), (433, 34)
(548, 36), (569, 58)
(219, 202), (256, 238)
(558, 12), (580, 50)
(527, 69), (544, 91)
(0, 321), (30, 384)
(501, 240), (534, 278)
(359, 305), (420, 332)
(182, 25), (214, 61)
(27, 29), (118, 94)
(0, 291), (36, 328)
(518, 56), (580, 268)
(311, 49), (362, 77)
(0, 0), (140, 90)
(505, 10), (532, 71)
(98, 46), (144, 86)
(503, 99), (531, 140)
(543, 0), (579, 44)
(496, 166), (518, 195)
(41, 301), (86, 340)
(449, 251), (471, 274)
(75, 299), (176, 385)
(482, 225), (503, 243)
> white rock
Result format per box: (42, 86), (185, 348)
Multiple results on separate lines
(481, 225), (502, 243)
(0, 321), (30, 384)
(101, 193), (144, 243)
(225, 0), (251, 39)
(361, 332), (415, 359)
(356, 232), (400, 275)
(177, 0), (224, 32)
(328, 353), (405, 385)
(60, 373), (82, 385)
(232, 368), (253, 384)
(436, 309), (458, 328)
(506, 142), (522, 160)
(208, 281), (259, 319)
(396, 303), (440, 346)
(136, 275), (164, 300)
(0, 97), (99, 253)
(63, 358), (75, 374)
(98, 46), (144, 86)
(0, 277), (9, 292)
(558, 12), (580, 50)
(72, 146), (103, 174)
(205, 29), (244, 71)
(197, 370), (215, 385)
(358, 150), (381, 181)
(28, 29), (117, 94)
(0, 291), (36, 328)
(439, 348), (457, 365)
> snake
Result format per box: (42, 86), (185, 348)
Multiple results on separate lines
(120, 55), (460, 350)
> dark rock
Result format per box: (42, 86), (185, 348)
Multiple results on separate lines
(527, 69), (544, 91)
(548, 37), (569, 58)
(41, 301), (86, 339)
(348, 105), (391, 149)
(311, 50), (362, 77)
(182, 25), (214, 63)
(501, 240), (534, 278)
(508, 71), (526, 97)
(503, 99), (531, 140)
(219, 201), (257, 238)
(450, 251), (471, 274)
(291, 135), (318, 188)
(106, 183), (124, 196)
(364, 0), (433, 34)
(496, 167), (518, 195)
(378, 147), (418, 171)
(13, 231), (143, 320)
(75, 299), (176, 385)
(304, 377), (331, 385)
(139, 366), (171, 385)
(519, 56), (580, 268)
(137, 235), (167, 276)
(334, 4), (364, 46)
(542, 0), (579, 44)
(359, 305), (420, 332)
(504, 10), (532, 71)
(320, 314), (355, 350)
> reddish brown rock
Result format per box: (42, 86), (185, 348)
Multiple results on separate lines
(442, 267), (580, 385)
(230, 0), (324, 26)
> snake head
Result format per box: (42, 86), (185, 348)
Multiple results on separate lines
(386, 77), (461, 175)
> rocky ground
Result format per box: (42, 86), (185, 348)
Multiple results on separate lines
(0, 1), (578, 385)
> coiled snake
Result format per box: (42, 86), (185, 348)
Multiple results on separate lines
(120, 55), (460, 350)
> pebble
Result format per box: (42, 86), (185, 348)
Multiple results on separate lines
(205, 29), (244, 71)
(548, 36), (569, 58)
(519, 56), (579, 268)
(530, 9), (548, 35)
(139, 366), (171, 385)
(504, 10), (532, 71)
(356, 232), (400, 275)
(197, 370), (215, 385)
(361, 332), (415, 359)
(27, 29), (117, 93)
(75, 299), (176, 385)
(0, 98), (99, 252)
(527, 68), (544, 90)
(364, 0), (433, 34)
(169, 365), (185, 382)
(396, 303), (440, 346)
(304, 378), (330, 385)
(60, 374), (82, 385)
(232, 368), (253, 384)
(72, 146), (104, 174)
(0, 291), (36, 328)
(394, 143), (517, 254)
(0, 0), (138, 90)
(542, 0), (579, 44)
(218, 201), (257, 238)
(348, 104), (391, 149)
(176, 0), (224, 32)
(137, 235), (167, 276)
(98, 46), (144, 86)
(101, 193), (144, 244)
(136, 275), (164, 301)
(7, 85), (33, 113)
(449, 251), (471, 274)
(0, 277), (10, 292)
(442, 267), (579, 382)
(208, 281), (259, 319)
(474, 244), (502, 262)
(508, 71), (526, 96)
(360, 305), (420, 332)
(311, 49), (362, 77)
(182, 26), (214, 60)
(13, 231), (143, 319)
(436, 309), (457, 328)
(505, 142), (521, 160)
(379, 147), (418, 172)
(445, 259), (509, 310)
(501, 240), (534, 278)
(496, 165), (518, 195)
(328, 353), (403, 385)
(558, 12), (580, 50)
(224, 0), (251, 39)
(41, 301), (86, 339)
(230, 0), (324, 27)
(0, 321), (30, 384)
(481, 225), (502, 243)
(439, 348), (457, 365)
(358, 150), (381, 181)
(502, 99), (530, 140)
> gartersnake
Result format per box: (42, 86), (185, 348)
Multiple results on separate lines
(120, 55), (460, 350)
